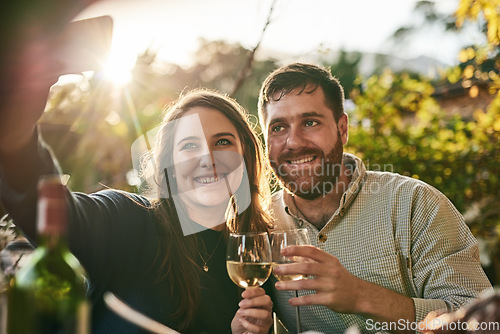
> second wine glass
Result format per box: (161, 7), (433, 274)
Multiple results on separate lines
(271, 228), (311, 281)
(226, 232), (272, 288)
(271, 228), (311, 333)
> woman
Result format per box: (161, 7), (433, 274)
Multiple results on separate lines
(0, 12), (274, 331)
(140, 88), (275, 332)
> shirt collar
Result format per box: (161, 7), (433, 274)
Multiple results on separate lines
(282, 190), (306, 225)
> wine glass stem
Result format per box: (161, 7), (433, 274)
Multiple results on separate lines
(295, 290), (301, 333)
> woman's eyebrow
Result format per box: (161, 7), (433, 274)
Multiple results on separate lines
(213, 132), (236, 139)
(177, 135), (199, 145)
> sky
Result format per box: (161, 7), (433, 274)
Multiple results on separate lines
(75, 0), (483, 74)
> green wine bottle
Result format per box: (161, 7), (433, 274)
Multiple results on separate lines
(7, 175), (90, 333)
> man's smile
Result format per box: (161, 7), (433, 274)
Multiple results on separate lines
(287, 155), (317, 165)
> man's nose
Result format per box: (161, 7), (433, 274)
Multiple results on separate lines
(285, 126), (306, 150)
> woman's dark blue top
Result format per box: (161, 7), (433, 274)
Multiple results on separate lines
(69, 189), (242, 333)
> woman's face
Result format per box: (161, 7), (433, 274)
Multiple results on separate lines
(171, 107), (245, 211)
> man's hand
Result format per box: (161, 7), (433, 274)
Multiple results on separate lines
(273, 245), (416, 334)
(273, 245), (366, 313)
(231, 287), (273, 334)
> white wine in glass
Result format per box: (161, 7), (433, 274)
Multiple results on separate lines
(226, 232), (272, 288)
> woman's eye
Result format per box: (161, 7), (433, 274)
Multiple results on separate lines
(305, 120), (318, 127)
(181, 142), (198, 151)
(215, 138), (232, 146)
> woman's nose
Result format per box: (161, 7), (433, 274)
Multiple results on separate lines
(199, 152), (216, 169)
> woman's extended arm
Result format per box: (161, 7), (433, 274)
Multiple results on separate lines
(0, 1), (93, 236)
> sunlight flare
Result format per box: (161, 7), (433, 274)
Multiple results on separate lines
(102, 47), (135, 85)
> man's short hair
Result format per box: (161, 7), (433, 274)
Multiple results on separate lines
(258, 62), (345, 127)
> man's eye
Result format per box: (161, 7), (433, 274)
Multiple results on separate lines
(181, 143), (198, 151)
(271, 125), (284, 132)
(216, 138), (232, 146)
(305, 120), (318, 127)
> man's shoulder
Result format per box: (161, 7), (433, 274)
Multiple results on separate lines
(364, 170), (447, 203)
(366, 170), (437, 190)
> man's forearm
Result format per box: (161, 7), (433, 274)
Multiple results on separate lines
(356, 280), (416, 334)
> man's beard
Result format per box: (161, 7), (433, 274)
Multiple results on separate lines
(272, 133), (344, 200)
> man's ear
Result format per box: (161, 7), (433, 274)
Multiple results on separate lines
(338, 113), (349, 145)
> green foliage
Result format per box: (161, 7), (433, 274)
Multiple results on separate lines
(321, 50), (363, 98)
(350, 69), (499, 216)
(456, 0), (500, 46)
(157, 39), (277, 120)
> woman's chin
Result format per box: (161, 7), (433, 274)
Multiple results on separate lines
(193, 195), (231, 210)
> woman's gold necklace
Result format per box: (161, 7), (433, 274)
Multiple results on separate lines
(198, 233), (223, 272)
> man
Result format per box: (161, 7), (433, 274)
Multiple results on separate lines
(258, 63), (492, 334)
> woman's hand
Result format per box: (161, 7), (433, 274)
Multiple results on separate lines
(0, 30), (60, 153)
(231, 287), (273, 334)
(0, 0), (98, 153)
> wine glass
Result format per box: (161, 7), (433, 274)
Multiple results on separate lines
(226, 232), (272, 289)
(271, 228), (311, 333)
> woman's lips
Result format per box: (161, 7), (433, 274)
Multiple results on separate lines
(193, 174), (227, 185)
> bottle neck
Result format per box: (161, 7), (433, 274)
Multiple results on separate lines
(38, 233), (68, 252)
(37, 196), (67, 243)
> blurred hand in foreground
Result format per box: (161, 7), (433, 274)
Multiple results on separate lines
(0, 0), (99, 153)
(419, 289), (499, 334)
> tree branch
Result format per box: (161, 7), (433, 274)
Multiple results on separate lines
(230, 0), (277, 96)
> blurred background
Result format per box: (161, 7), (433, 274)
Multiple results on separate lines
(1, 0), (499, 284)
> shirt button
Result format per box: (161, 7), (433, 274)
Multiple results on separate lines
(318, 234), (327, 243)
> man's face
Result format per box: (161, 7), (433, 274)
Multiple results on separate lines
(264, 86), (348, 199)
